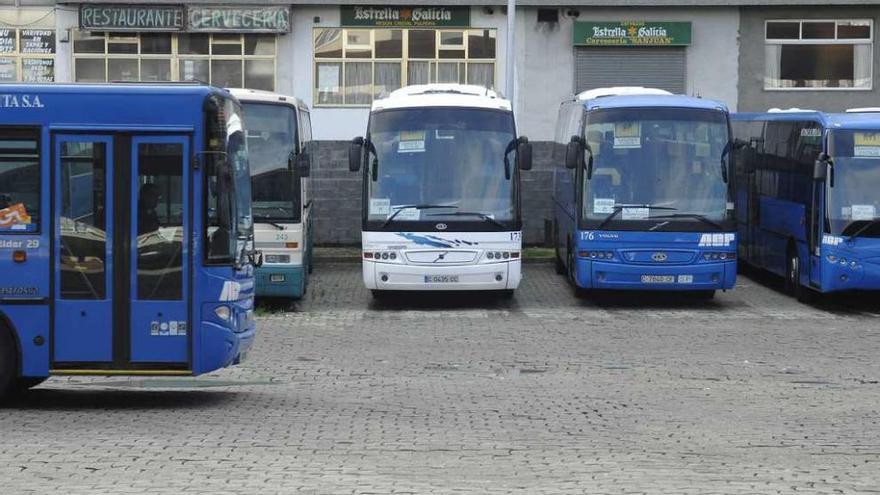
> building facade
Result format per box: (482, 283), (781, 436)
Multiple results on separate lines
(4, 0), (879, 244)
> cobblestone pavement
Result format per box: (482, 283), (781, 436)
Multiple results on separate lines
(3, 263), (880, 494)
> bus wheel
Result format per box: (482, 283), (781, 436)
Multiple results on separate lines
(499, 289), (515, 300)
(786, 250), (814, 303)
(370, 290), (387, 300)
(0, 327), (17, 402)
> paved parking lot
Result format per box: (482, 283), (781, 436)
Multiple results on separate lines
(2, 262), (880, 494)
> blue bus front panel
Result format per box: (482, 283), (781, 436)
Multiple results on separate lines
(573, 231), (737, 291)
(816, 236), (880, 292)
(194, 268), (256, 375)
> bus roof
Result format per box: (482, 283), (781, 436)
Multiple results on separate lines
(732, 111), (880, 130)
(0, 83), (229, 129)
(371, 84), (511, 112)
(227, 87), (308, 111)
(576, 93), (728, 113)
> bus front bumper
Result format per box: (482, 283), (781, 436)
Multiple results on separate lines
(576, 259), (737, 291)
(364, 260), (521, 291)
(255, 265), (305, 298)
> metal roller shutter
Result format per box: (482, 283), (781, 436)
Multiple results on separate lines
(575, 47), (686, 94)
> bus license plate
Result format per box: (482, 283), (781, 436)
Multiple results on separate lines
(424, 275), (459, 283)
(641, 275), (675, 284)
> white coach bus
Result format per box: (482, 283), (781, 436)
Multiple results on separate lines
(231, 88), (313, 299)
(348, 84), (532, 297)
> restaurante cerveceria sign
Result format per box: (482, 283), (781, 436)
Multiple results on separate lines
(341, 6), (470, 27)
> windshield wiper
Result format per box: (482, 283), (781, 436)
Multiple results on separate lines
(253, 215), (285, 230)
(597, 204), (678, 229)
(845, 218), (880, 239)
(648, 213), (723, 231)
(426, 211), (506, 228)
(381, 204), (458, 228)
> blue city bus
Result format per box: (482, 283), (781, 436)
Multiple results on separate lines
(732, 109), (880, 301)
(0, 84), (258, 400)
(553, 88), (737, 298)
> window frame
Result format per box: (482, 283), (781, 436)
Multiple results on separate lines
(313, 27), (497, 108)
(764, 19), (874, 92)
(71, 31), (277, 90)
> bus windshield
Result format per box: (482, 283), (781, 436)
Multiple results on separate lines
(366, 107), (516, 227)
(242, 103), (299, 222)
(582, 107), (730, 229)
(828, 129), (880, 237)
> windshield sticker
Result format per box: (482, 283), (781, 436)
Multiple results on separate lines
(0, 203), (32, 230)
(801, 128), (822, 138)
(398, 130), (426, 153)
(854, 132), (880, 158)
(621, 207), (649, 220)
(370, 198), (391, 215)
(593, 198), (615, 214)
(851, 204), (876, 220)
(613, 122), (641, 149)
(391, 206), (420, 221)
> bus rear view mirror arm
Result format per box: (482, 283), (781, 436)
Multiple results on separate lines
(349, 136), (364, 172)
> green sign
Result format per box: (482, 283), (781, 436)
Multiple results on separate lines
(573, 21), (692, 46)
(341, 6), (470, 28)
(80, 5), (185, 31)
(188, 7), (290, 33)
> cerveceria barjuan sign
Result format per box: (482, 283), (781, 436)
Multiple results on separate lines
(573, 21), (692, 46)
(341, 6), (470, 27)
(80, 5), (290, 33)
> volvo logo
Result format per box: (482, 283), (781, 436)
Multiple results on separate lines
(435, 223), (447, 230)
(433, 252), (447, 263)
(651, 252), (668, 262)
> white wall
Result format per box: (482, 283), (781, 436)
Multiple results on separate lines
(517, 7), (740, 141)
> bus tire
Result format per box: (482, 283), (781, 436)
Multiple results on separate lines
(370, 289), (387, 300)
(0, 326), (17, 402)
(786, 248), (815, 303)
(499, 289), (515, 300)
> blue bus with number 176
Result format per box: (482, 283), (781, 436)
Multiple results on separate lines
(0, 84), (258, 401)
(552, 87), (737, 298)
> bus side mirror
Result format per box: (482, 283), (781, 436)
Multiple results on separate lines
(814, 153), (832, 185)
(565, 135), (581, 169)
(349, 136), (364, 172)
(517, 136), (533, 171)
(295, 152), (311, 178)
(251, 250), (264, 268)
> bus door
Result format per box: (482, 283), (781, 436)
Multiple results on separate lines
(53, 134), (191, 368)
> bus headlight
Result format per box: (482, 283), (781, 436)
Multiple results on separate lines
(215, 305), (232, 321)
(483, 251), (519, 262)
(364, 250), (400, 262)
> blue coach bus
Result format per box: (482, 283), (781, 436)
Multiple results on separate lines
(0, 84), (258, 400)
(732, 109), (880, 301)
(553, 87), (737, 298)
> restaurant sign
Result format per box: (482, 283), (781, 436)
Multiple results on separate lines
(341, 6), (470, 27)
(573, 21), (692, 46)
(80, 5), (289, 33)
(80, 5), (185, 31)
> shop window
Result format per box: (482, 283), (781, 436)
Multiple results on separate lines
(0, 15), (56, 83)
(765, 19), (872, 90)
(314, 27), (497, 106)
(72, 31), (276, 91)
